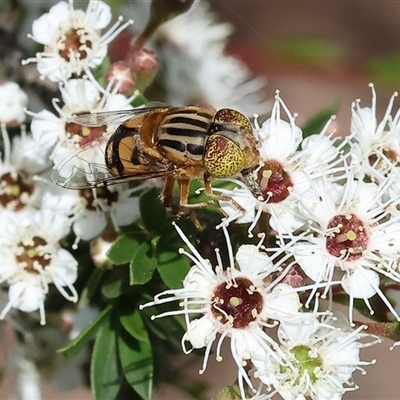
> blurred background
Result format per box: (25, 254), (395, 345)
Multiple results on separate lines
(3, 0), (400, 399)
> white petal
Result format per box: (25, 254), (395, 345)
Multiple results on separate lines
(292, 241), (329, 282)
(186, 316), (216, 349)
(269, 205), (305, 234)
(265, 284), (301, 317)
(110, 197), (140, 228)
(51, 249), (78, 286)
(259, 119), (301, 159)
(341, 267), (379, 299)
(8, 280), (45, 312)
(235, 244), (272, 276)
(73, 212), (107, 241)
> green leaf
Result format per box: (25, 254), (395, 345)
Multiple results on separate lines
(118, 326), (153, 400)
(107, 233), (142, 265)
(301, 102), (340, 139)
(120, 310), (149, 343)
(129, 242), (157, 285)
(102, 265), (132, 299)
(78, 267), (105, 307)
(139, 188), (166, 232)
(92, 56), (111, 87)
(91, 311), (121, 400)
(157, 250), (190, 289)
(368, 53), (400, 85)
(57, 305), (112, 359)
(131, 92), (149, 107)
(269, 37), (344, 66)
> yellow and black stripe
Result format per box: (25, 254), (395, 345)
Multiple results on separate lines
(157, 108), (214, 164)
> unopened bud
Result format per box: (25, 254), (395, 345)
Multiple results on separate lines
(129, 48), (158, 92)
(90, 235), (115, 269)
(106, 61), (136, 95)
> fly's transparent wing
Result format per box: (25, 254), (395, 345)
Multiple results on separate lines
(68, 107), (170, 127)
(51, 136), (112, 189)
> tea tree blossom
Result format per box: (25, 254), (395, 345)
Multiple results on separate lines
(215, 92), (344, 236)
(285, 171), (400, 323)
(42, 183), (141, 245)
(0, 82), (28, 126)
(141, 223), (306, 398)
(24, 0), (133, 82)
(29, 77), (136, 166)
(350, 84), (398, 181)
(0, 125), (50, 212)
(0, 210), (78, 325)
(253, 315), (379, 399)
(150, 0), (268, 114)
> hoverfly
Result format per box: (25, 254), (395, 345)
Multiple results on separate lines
(51, 106), (260, 209)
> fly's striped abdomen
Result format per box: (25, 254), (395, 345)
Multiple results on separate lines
(157, 108), (214, 165)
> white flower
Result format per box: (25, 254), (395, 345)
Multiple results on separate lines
(24, 0), (133, 82)
(0, 125), (50, 212)
(215, 92), (343, 236)
(0, 209), (78, 325)
(29, 77), (135, 166)
(286, 171), (400, 323)
(256, 314), (379, 400)
(141, 223), (304, 398)
(350, 84), (398, 180)
(149, 0), (268, 115)
(42, 183), (141, 245)
(0, 82), (28, 125)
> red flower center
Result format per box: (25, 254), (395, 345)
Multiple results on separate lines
(0, 171), (34, 211)
(211, 277), (263, 329)
(65, 122), (107, 146)
(16, 236), (50, 273)
(257, 160), (293, 203)
(325, 214), (369, 261)
(80, 187), (119, 211)
(59, 28), (92, 61)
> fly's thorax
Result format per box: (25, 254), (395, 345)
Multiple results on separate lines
(156, 107), (214, 166)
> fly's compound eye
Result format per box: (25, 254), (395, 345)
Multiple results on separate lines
(204, 134), (245, 178)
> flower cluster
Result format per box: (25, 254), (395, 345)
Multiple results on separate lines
(143, 86), (400, 399)
(1, 0), (399, 399)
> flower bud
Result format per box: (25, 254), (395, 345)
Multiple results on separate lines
(106, 61), (136, 95)
(129, 48), (158, 92)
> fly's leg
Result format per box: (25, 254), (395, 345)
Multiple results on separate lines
(179, 177), (210, 209)
(203, 173), (247, 215)
(161, 175), (175, 209)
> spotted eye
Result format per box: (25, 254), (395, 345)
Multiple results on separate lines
(204, 134), (245, 178)
(213, 108), (253, 133)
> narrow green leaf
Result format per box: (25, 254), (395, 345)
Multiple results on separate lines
(57, 305), (112, 359)
(78, 267), (105, 307)
(91, 312), (121, 400)
(131, 92), (148, 107)
(368, 53), (400, 85)
(120, 310), (149, 343)
(269, 37), (344, 66)
(157, 250), (190, 289)
(139, 188), (166, 232)
(107, 233), (142, 265)
(102, 265), (132, 299)
(118, 326), (153, 400)
(301, 102), (340, 139)
(129, 242), (157, 285)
